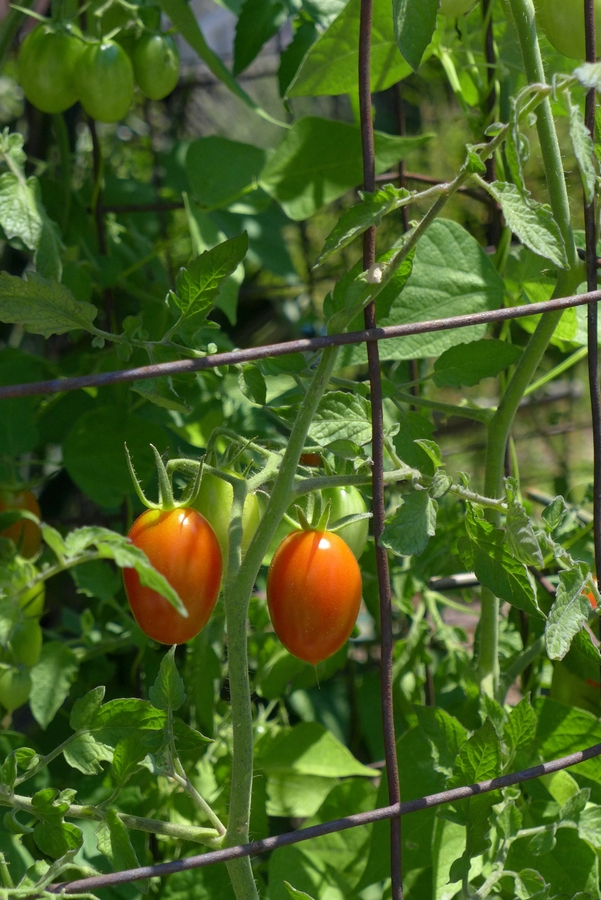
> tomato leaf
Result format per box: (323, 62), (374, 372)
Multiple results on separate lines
(315, 184), (411, 268)
(70, 686), (106, 731)
(381, 492), (437, 557)
(481, 181), (568, 269)
(149, 646), (186, 712)
(171, 233), (248, 324)
(31, 788), (83, 858)
(96, 809), (148, 892)
(393, 0), (438, 71)
(459, 506), (542, 617)
(545, 563), (591, 660)
(30, 643), (79, 730)
(0, 271), (97, 338)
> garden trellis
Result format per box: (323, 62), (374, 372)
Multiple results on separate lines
(1, 0), (601, 898)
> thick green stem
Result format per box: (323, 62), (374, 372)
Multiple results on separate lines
(221, 346), (339, 900)
(477, 0), (582, 694)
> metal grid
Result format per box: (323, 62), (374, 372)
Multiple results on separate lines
(2, 1), (600, 896)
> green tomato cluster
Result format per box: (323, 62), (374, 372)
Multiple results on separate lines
(17, 24), (180, 122)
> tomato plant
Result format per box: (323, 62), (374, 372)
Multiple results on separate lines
(536, 0), (601, 58)
(0, 490), (41, 558)
(17, 25), (82, 113)
(267, 529), (362, 665)
(76, 40), (134, 122)
(322, 485), (368, 559)
(18, 582), (45, 619)
(193, 470), (260, 564)
(123, 507), (222, 644)
(132, 33), (180, 100)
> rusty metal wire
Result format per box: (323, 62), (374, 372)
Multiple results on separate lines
(48, 741), (601, 893)
(358, 0), (403, 894)
(1, 289), (601, 400)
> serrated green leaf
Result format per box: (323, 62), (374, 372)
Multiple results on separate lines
(415, 706), (467, 776)
(149, 645), (186, 712)
(30, 643), (79, 729)
(0, 172), (41, 250)
(276, 391), (374, 447)
(62, 732), (114, 775)
(505, 697), (537, 761)
(31, 789), (83, 858)
(546, 563), (591, 660)
(0, 271), (97, 337)
(172, 233), (248, 321)
(542, 496), (568, 531)
(484, 182), (568, 268)
(315, 184), (410, 267)
(70, 686), (106, 731)
(96, 810), (148, 892)
(432, 339), (523, 388)
(568, 100), (597, 207)
(380, 492), (437, 557)
(459, 507), (542, 618)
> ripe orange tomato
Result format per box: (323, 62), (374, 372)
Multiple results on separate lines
(267, 530), (362, 665)
(123, 508), (222, 644)
(0, 490), (41, 558)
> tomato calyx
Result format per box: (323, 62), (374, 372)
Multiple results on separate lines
(126, 443), (204, 512)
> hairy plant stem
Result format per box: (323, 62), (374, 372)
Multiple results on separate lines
(479, 0), (581, 697)
(220, 346), (339, 900)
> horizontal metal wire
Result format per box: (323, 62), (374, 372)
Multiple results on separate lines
(2, 288), (600, 400)
(49, 740), (601, 893)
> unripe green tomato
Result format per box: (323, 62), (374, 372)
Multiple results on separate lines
(536, 0), (601, 59)
(132, 33), (180, 100)
(17, 25), (83, 114)
(19, 583), (45, 619)
(76, 40), (135, 122)
(322, 485), (368, 560)
(193, 472), (260, 565)
(0, 667), (31, 712)
(10, 619), (42, 668)
(439, 0), (475, 16)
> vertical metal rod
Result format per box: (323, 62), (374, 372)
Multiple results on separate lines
(583, 0), (601, 687)
(358, 2), (403, 897)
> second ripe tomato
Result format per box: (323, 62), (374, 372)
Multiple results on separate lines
(123, 507), (222, 644)
(267, 530), (362, 665)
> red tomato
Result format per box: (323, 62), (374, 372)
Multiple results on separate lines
(0, 490), (41, 558)
(299, 453), (322, 467)
(267, 530), (362, 665)
(123, 508), (222, 644)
